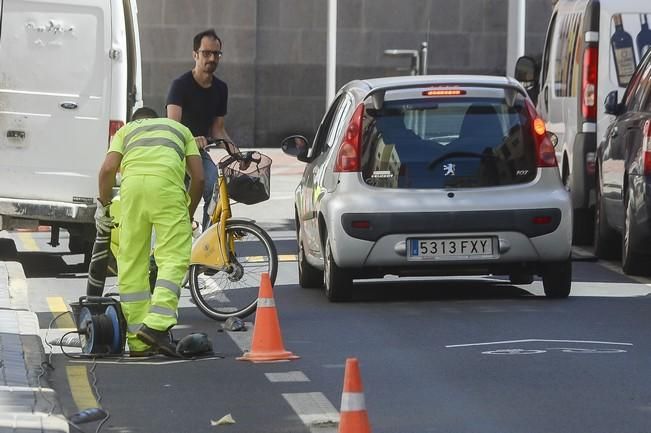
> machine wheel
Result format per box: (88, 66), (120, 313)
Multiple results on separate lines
(324, 236), (352, 302)
(189, 220), (278, 320)
(593, 171), (620, 259)
(541, 258), (572, 298)
(622, 191), (647, 275)
(297, 225), (323, 288)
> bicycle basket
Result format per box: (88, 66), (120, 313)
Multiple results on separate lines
(220, 152), (272, 205)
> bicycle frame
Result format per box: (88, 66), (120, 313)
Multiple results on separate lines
(189, 171), (233, 269)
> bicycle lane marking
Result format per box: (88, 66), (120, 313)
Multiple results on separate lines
(446, 339), (632, 355)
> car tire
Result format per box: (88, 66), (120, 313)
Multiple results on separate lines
(622, 190), (647, 275)
(0, 238), (18, 260)
(541, 258), (572, 298)
(324, 237), (352, 302)
(297, 226), (323, 289)
(593, 172), (620, 259)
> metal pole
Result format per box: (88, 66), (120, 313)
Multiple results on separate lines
(506, 0), (526, 77)
(326, 0), (337, 109)
(419, 42), (428, 75)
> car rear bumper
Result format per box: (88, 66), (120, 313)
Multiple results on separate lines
(0, 197), (95, 224)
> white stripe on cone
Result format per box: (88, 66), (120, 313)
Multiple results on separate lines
(258, 297), (275, 308)
(340, 392), (366, 411)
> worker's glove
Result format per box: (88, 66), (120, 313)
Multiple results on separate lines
(192, 220), (202, 239)
(94, 199), (115, 233)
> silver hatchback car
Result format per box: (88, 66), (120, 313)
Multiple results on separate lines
(282, 75), (572, 301)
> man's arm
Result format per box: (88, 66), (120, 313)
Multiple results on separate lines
(186, 155), (205, 220)
(167, 104), (182, 122)
(211, 116), (240, 154)
(98, 152), (122, 205)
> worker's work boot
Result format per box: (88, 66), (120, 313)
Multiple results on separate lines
(136, 325), (181, 358)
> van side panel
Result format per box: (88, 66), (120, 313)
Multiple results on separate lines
(0, 0), (111, 217)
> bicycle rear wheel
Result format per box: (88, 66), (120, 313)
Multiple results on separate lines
(189, 220), (278, 320)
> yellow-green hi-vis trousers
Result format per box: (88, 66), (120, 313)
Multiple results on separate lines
(117, 175), (191, 352)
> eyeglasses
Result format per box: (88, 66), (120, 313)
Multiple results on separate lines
(197, 50), (223, 59)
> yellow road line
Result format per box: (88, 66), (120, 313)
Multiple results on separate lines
(247, 254), (297, 263)
(17, 232), (39, 252)
(66, 366), (100, 411)
(47, 297), (76, 329)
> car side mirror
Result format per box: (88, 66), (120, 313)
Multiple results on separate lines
(514, 56), (540, 104)
(281, 135), (310, 162)
(604, 90), (621, 116)
(547, 132), (559, 148)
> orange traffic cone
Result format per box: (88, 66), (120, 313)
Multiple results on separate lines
(237, 272), (299, 362)
(338, 358), (371, 433)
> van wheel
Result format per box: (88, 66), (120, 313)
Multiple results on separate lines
(0, 238), (18, 260)
(324, 237), (352, 302)
(572, 209), (594, 246)
(541, 259), (572, 298)
(622, 192), (647, 275)
(297, 226), (323, 288)
(593, 172), (620, 259)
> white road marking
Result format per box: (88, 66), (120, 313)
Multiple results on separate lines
(446, 339), (633, 348)
(265, 371), (310, 382)
(282, 392), (339, 432)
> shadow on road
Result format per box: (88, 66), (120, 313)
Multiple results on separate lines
(17, 251), (87, 279)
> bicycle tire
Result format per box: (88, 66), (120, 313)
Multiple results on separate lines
(189, 220), (278, 320)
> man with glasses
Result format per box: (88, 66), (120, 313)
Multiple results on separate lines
(166, 29), (240, 230)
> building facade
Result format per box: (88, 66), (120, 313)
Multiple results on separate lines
(138, 0), (553, 147)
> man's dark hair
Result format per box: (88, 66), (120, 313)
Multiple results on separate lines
(131, 106), (158, 121)
(193, 29), (222, 51)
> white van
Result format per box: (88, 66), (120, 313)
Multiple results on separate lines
(0, 0), (142, 260)
(515, 0), (651, 244)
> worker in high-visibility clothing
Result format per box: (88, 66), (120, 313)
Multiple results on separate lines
(96, 106), (204, 357)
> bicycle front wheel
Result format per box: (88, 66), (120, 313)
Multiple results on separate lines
(189, 220), (278, 320)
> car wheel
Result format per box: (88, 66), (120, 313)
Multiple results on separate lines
(297, 226), (323, 288)
(622, 191), (647, 275)
(541, 258), (572, 298)
(593, 172), (620, 259)
(323, 237), (352, 302)
(0, 238), (18, 260)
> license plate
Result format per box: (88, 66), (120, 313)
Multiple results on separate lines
(408, 237), (495, 260)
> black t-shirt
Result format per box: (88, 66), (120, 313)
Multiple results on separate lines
(166, 71), (228, 137)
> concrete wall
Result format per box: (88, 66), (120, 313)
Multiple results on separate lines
(138, 0), (553, 147)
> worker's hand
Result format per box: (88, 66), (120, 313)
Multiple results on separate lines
(94, 199), (115, 233)
(191, 220), (202, 239)
(195, 136), (208, 150)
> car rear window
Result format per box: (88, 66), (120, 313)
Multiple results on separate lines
(360, 91), (538, 189)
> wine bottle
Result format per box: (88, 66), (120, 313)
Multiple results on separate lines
(637, 14), (651, 58)
(611, 14), (637, 87)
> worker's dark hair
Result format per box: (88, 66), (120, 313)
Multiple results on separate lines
(131, 106), (158, 121)
(193, 29), (222, 51)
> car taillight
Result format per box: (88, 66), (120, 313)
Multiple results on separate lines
(109, 120), (124, 145)
(582, 46), (598, 120)
(526, 101), (557, 168)
(334, 104), (364, 172)
(643, 120), (651, 175)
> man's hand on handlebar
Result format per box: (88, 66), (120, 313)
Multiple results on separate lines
(203, 137), (252, 170)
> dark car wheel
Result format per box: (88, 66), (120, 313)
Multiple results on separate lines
(622, 191), (647, 275)
(593, 172), (620, 259)
(541, 258), (572, 298)
(324, 237), (352, 302)
(297, 226), (323, 288)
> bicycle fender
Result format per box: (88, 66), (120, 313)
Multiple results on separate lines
(226, 217), (256, 225)
(190, 223), (229, 268)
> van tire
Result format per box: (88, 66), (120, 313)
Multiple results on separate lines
(0, 238), (18, 260)
(541, 258), (572, 298)
(572, 209), (594, 246)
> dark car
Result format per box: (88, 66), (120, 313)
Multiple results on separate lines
(594, 50), (651, 275)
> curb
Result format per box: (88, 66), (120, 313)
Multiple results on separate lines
(0, 261), (69, 433)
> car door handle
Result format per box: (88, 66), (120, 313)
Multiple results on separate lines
(60, 101), (78, 110)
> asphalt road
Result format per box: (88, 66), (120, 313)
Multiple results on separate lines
(6, 227), (651, 433)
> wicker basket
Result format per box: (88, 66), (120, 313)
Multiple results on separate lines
(219, 152), (272, 205)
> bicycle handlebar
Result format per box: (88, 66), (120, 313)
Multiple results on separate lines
(203, 137), (261, 169)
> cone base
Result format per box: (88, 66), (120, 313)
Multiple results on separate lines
(237, 350), (300, 363)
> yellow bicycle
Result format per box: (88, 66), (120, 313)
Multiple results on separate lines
(188, 140), (277, 320)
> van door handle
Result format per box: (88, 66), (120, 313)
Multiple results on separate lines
(7, 130), (25, 139)
(60, 101), (78, 110)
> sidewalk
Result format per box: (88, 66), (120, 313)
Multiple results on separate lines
(0, 261), (68, 433)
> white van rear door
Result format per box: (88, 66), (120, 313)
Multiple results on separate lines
(0, 0), (111, 205)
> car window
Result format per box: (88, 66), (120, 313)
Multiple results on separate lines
(360, 92), (537, 189)
(622, 59), (649, 111)
(311, 94), (347, 157)
(639, 53), (651, 112)
(325, 94), (354, 150)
